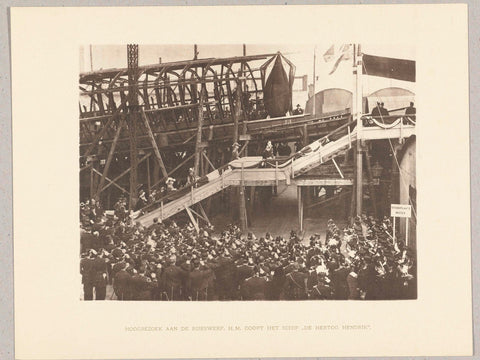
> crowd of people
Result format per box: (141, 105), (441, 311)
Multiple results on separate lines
(80, 198), (416, 301)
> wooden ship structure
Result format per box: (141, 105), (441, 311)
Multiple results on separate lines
(79, 44), (416, 244)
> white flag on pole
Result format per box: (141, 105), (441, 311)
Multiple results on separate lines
(323, 44), (353, 75)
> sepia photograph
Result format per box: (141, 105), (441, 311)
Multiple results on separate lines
(79, 43), (417, 301)
(10, 4), (473, 359)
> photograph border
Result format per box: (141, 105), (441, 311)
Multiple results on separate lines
(1, 1), (478, 359)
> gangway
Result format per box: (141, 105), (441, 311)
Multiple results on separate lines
(136, 119), (415, 227)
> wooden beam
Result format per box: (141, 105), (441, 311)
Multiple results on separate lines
(356, 141), (363, 216)
(364, 146), (378, 218)
(187, 205), (209, 224)
(151, 152), (195, 189)
(90, 165), (94, 199)
(95, 119), (124, 199)
(298, 186), (304, 232)
(184, 206), (199, 233)
(239, 163), (247, 231)
(80, 164), (91, 173)
(194, 88), (205, 176)
(331, 157), (344, 179)
(82, 95), (128, 157)
(80, 113), (348, 151)
(140, 108), (168, 178)
(349, 147), (357, 223)
(92, 168), (129, 194)
(303, 123), (309, 147)
(293, 178), (379, 186)
(202, 151), (215, 172)
(233, 85), (241, 144)
(146, 156), (151, 195)
(238, 142), (248, 157)
(198, 203), (211, 225)
(100, 152), (151, 192)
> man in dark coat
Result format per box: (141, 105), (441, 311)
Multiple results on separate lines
(331, 258), (349, 300)
(310, 275), (334, 300)
(371, 102), (381, 118)
(283, 267), (309, 300)
(187, 260), (213, 301)
(405, 101), (416, 121)
(92, 251), (108, 300)
(214, 251), (237, 300)
(80, 251), (95, 300)
(113, 263), (132, 300)
(235, 258), (255, 296)
(240, 267), (268, 300)
(161, 256), (188, 300)
(267, 264), (285, 300)
(131, 267), (154, 300)
(292, 104), (304, 116)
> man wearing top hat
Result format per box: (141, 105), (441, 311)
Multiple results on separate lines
(80, 250), (96, 300)
(292, 104), (304, 116)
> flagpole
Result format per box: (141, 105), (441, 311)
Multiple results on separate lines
(312, 46), (316, 115)
(355, 44), (364, 216)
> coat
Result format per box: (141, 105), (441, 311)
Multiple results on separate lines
(240, 276), (268, 300)
(114, 269), (132, 300)
(130, 274), (153, 300)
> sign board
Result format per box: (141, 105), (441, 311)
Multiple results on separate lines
(239, 134), (251, 141)
(391, 204), (412, 218)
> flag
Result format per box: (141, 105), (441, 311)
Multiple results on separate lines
(323, 45), (335, 62)
(363, 54), (416, 82)
(323, 44), (353, 75)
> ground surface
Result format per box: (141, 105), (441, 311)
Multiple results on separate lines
(211, 184), (348, 244)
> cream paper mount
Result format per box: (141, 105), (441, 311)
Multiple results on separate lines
(11, 4), (471, 359)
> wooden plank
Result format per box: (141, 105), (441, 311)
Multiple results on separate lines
(295, 178), (353, 186)
(293, 178), (379, 186)
(298, 186), (303, 232)
(331, 157), (344, 179)
(187, 206), (209, 224)
(198, 203), (211, 225)
(184, 206), (199, 233)
(140, 108), (168, 178)
(228, 180), (283, 186)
